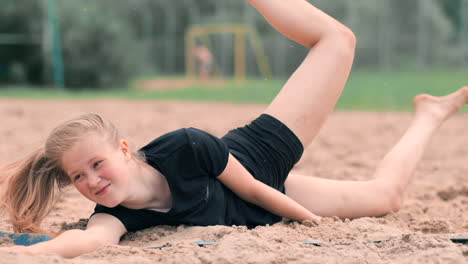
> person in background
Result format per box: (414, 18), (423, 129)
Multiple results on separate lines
(192, 44), (214, 81)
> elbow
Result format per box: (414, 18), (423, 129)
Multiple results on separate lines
(68, 230), (106, 258)
(87, 232), (120, 253)
(60, 229), (110, 259)
(88, 236), (110, 252)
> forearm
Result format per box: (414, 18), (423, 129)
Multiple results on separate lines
(218, 155), (321, 223)
(247, 0), (348, 47)
(249, 181), (321, 223)
(29, 229), (105, 258)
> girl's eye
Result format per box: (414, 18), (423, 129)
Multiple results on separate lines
(93, 160), (103, 168)
(74, 174), (83, 182)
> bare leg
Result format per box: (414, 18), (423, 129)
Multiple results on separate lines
(285, 87), (468, 218)
(248, 0), (356, 147)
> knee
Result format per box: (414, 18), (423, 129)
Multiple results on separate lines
(371, 179), (403, 215)
(332, 22), (356, 49)
(324, 24), (356, 57)
(338, 26), (356, 51)
(386, 192), (402, 213)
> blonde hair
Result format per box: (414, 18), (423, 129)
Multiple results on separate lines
(0, 113), (123, 235)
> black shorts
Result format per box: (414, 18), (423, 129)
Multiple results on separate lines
(221, 114), (304, 192)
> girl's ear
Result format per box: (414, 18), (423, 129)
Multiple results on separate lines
(119, 139), (132, 160)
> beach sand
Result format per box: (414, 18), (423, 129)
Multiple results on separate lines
(0, 99), (466, 263)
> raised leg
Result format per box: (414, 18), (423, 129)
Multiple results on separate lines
(285, 87), (468, 218)
(249, 0), (356, 148)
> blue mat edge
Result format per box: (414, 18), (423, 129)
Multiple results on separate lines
(0, 232), (52, 246)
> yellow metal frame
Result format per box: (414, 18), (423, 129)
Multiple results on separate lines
(185, 24), (272, 81)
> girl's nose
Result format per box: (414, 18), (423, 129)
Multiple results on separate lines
(87, 173), (101, 188)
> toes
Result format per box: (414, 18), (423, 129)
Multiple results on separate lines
(461, 86), (468, 99)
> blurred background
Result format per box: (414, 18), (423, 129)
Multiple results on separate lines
(0, 0), (467, 109)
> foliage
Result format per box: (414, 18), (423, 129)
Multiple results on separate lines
(0, 0), (467, 88)
(47, 0), (153, 89)
(0, 0), (44, 84)
(438, 0), (462, 37)
(0, 0), (43, 34)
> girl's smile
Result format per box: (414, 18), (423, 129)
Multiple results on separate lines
(60, 133), (172, 211)
(96, 184), (111, 196)
(61, 134), (132, 207)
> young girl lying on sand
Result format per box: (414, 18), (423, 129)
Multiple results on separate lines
(1, 0), (467, 258)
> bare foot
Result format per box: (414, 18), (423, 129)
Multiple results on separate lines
(413, 86), (468, 125)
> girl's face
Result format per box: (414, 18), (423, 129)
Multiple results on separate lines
(61, 134), (133, 207)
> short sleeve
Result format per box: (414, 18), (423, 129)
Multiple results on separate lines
(185, 128), (229, 177)
(91, 204), (169, 232)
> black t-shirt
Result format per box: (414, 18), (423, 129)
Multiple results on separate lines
(92, 128), (282, 232)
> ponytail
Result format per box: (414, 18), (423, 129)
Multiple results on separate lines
(0, 147), (70, 235)
(0, 113), (122, 235)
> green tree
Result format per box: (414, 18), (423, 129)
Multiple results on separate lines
(46, 0), (153, 88)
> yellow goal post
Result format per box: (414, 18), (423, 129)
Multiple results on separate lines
(185, 24), (272, 81)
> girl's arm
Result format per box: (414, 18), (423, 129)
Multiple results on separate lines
(218, 154), (321, 223)
(0, 213), (126, 258)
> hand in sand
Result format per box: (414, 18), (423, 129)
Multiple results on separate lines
(301, 219), (320, 227)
